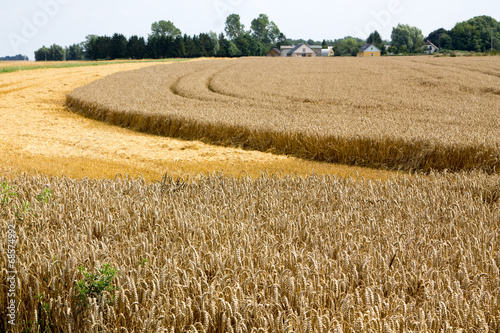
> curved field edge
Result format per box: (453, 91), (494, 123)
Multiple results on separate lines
(66, 95), (500, 173)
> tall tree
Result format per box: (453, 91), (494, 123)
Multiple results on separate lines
(35, 44), (64, 61)
(172, 36), (186, 58)
(151, 20), (181, 38)
(451, 16), (500, 51)
(84, 35), (99, 60)
(452, 22), (480, 51)
(217, 33), (230, 57)
(367, 31), (386, 55)
(66, 43), (84, 60)
(466, 16), (500, 51)
(34, 46), (50, 61)
(126, 35), (146, 59)
(391, 24), (424, 53)
(425, 28), (449, 49)
(267, 21), (281, 45)
(439, 33), (453, 50)
(49, 44), (65, 60)
(331, 36), (364, 56)
(276, 33), (287, 48)
(251, 14), (271, 45)
(224, 14), (245, 40)
(110, 33), (127, 59)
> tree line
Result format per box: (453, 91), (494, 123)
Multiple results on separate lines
(0, 54), (29, 61)
(34, 14), (499, 61)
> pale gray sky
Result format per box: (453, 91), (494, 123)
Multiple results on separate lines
(1, 0), (498, 59)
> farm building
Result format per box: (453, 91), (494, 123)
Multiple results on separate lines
(321, 47), (334, 57)
(285, 44), (317, 57)
(357, 44), (381, 57)
(270, 44), (333, 57)
(423, 41), (439, 54)
(265, 48), (281, 57)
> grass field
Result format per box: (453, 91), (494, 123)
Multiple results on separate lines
(67, 56), (500, 173)
(1, 57), (499, 332)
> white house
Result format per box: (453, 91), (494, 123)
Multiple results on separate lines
(423, 41), (439, 54)
(273, 44), (333, 57)
(285, 43), (317, 57)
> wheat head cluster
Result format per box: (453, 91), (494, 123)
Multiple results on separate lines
(66, 57), (500, 173)
(0, 172), (499, 332)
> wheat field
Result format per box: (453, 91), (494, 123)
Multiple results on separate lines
(67, 56), (500, 173)
(0, 60), (391, 181)
(0, 172), (499, 332)
(1, 58), (500, 332)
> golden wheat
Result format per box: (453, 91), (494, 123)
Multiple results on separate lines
(0, 61), (397, 181)
(0, 172), (499, 332)
(66, 56), (500, 173)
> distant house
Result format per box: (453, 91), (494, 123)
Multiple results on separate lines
(279, 45), (295, 57)
(357, 44), (381, 57)
(266, 48), (281, 57)
(270, 44), (333, 57)
(321, 47), (334, 57)
(309, 45), (323, 57)
(423, 41), (439, 54)
(286, 43), (317, 57)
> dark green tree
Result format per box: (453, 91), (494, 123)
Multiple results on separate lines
(217, 33), (230, 57)
(331, 36), (364, 56)
(440, 33), (453, 50)
(451, 16), (500, 51)
(172, 36), (186, 58)
(95, 36), (112, 59)
(321, 39), (328, 49)
(183, 35), (196, 57)
(65, 43), (84, 60)
(425, 28), (449, 49)
(367, 31), (386, 55)
(452, 22), (480, 51)
(35, 44), (64, 61)
(110, 33), (127, 59)
(198, 33), (217, 57)
(49, 44), (65, 60)
(126, 35), (146, 59)
(34, 46), (50, 61)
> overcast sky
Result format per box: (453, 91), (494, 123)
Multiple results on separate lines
(1, 0), (498, 59)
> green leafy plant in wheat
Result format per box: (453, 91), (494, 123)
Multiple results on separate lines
(76, 264), (119, 306)
(1, 181), (17, 205)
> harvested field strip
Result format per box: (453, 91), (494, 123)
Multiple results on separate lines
(66, 57), (500, 173)
(0, 58), (189, 74)
(1, 172), (499, 331)
(0, 61), (391, 181)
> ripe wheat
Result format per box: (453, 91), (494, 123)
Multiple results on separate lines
(66, 57), (500, 173)
(0, 172), (499, 332)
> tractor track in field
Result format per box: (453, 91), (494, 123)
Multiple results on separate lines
(1, 60), (387, 181)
